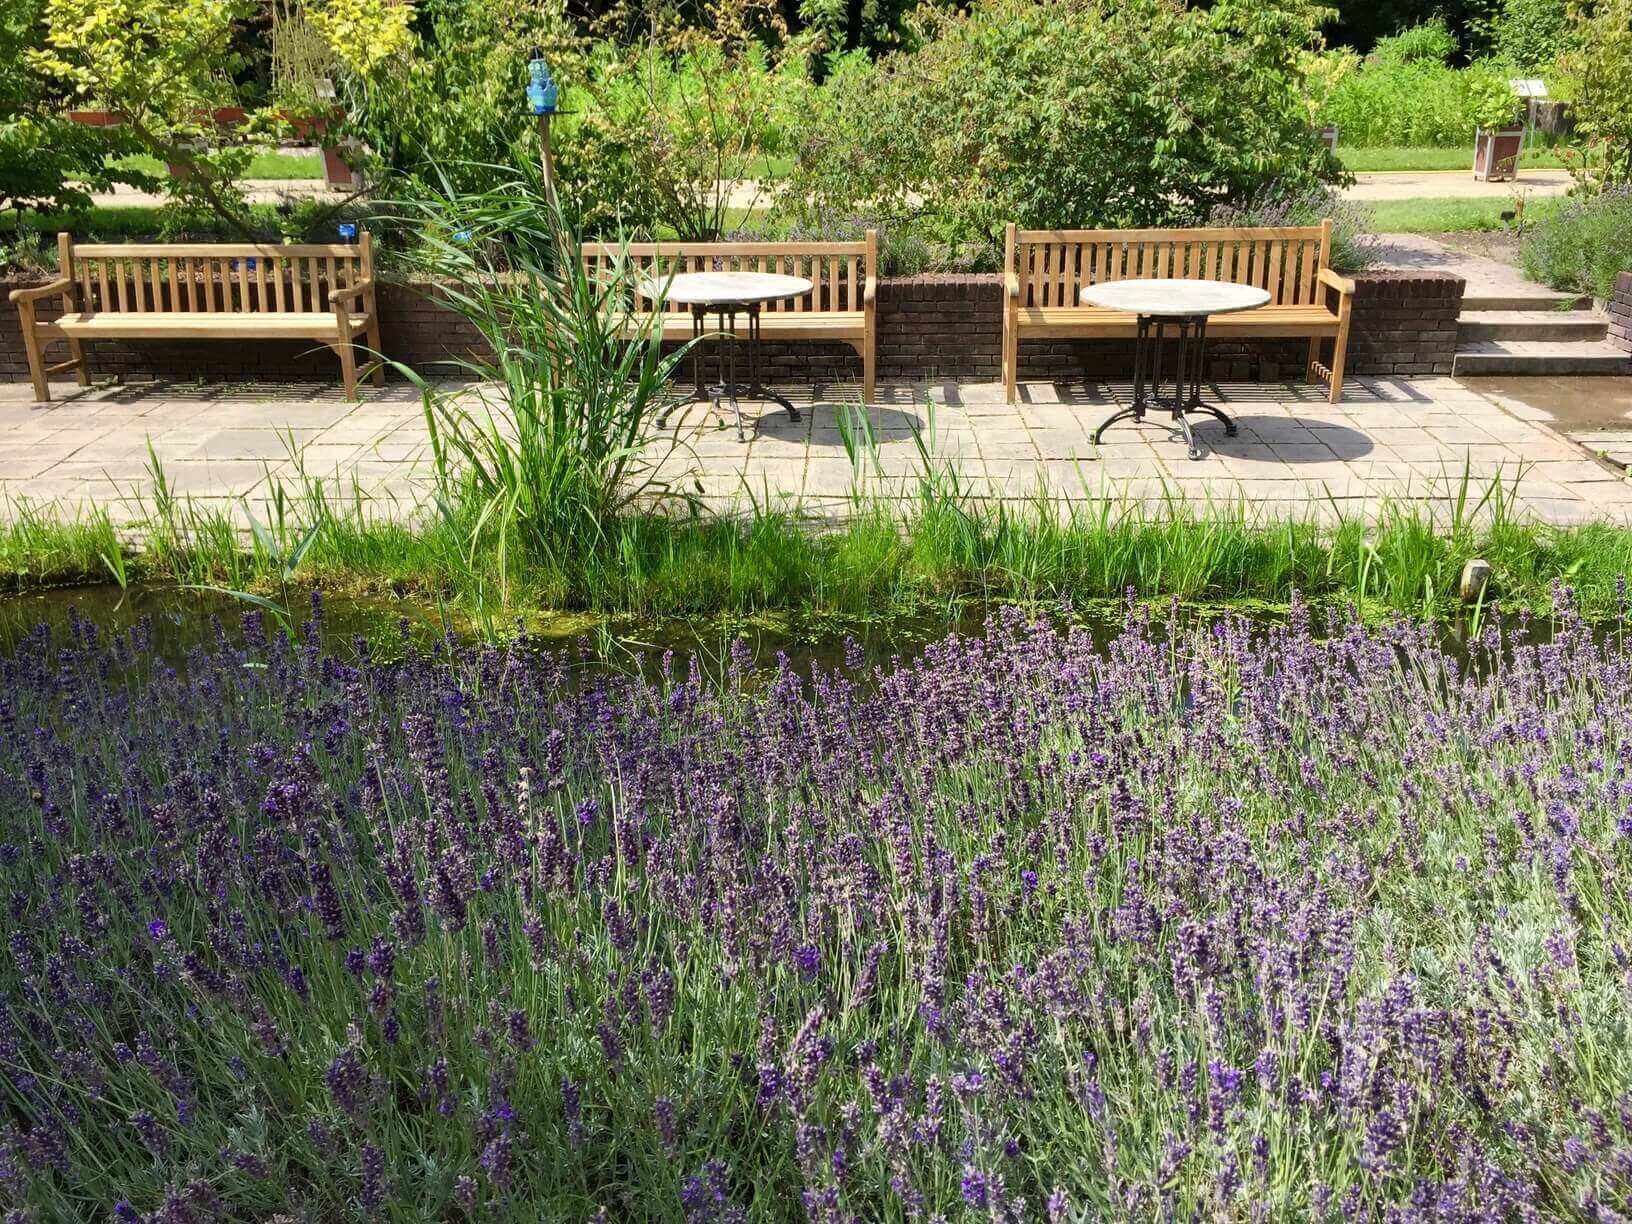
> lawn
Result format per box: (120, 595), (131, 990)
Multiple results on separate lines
(1339, 144), (1569, 173)
(110, 150), (325, 180)
(1367, 195), (1565, 233)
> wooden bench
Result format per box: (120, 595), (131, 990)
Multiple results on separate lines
(1002, 220), (1355, 403)
(581, 233), (877, 404)
(10, 232), (384, 402)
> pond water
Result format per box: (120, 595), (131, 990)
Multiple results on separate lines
(0, 581), (1026, 677)
(0, 579), (1582, 683)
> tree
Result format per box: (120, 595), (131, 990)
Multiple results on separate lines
(27, 0), (414, 233)
(1489, 0), (1572, 69)
(28, 0), (267, 229)
(0, 0), (147, 216)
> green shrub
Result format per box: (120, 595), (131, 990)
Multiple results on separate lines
(781, 0), (1339, 248)
(567, 9), (809, 240)
(1520, 185), (1632, 297)
(1371, 18), (1458, 65)
(347, 0), (581, 199)
(1314, 57), (1521, 146)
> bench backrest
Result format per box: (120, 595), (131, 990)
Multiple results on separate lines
(581, 234), (876, 315)
(61, 232), (374, 315)
(1007, 221), (1333, 310)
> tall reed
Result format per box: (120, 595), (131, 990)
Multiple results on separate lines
(386, 167), (697, 608)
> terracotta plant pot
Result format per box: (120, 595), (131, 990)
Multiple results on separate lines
(284, 114), (328, 142)
(1473, 124), (1525, 182)
(321, 144), (358, 189)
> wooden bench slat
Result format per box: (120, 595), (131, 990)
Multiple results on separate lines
(1018, 225), (1328, 244)
(76, 242), (363, 257)
(583, 240), (868, 257)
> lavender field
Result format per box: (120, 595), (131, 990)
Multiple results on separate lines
(3, 595), (1632, 1220)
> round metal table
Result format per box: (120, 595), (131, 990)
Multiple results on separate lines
(1080, 279), (1271, 460)
(653, 271), (814, 441)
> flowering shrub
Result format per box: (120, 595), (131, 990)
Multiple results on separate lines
(1521, 183), (1632, 298)
(4, 592), (1632, 1218)
(1207, 183), (1380, 273)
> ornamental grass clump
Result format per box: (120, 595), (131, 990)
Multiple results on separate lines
(4, 591), (1632, 1217)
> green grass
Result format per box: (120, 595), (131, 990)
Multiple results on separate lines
(1367, 195), (1566, 233)
(1339, 145), (1569, 173)
(6, 454), (1632, 629)
(110, 151), (325, 180)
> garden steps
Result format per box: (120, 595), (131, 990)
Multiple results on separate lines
(1452, 338), (1632, 376)
(1456, 310), (1610, 343)
(1461, 290), (1594, 312)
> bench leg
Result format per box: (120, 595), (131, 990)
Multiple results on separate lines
(1003, 309), (1019, 404)
(17, 305), (50, 402)
(1326, 335), (1347, 404)
(64, 337), (90, 386)
(367, 318), (385, 387)
(1304, 336), (1322, 384)
(337, 337), (359, 401)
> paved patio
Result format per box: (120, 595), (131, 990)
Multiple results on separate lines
(4, 374), (1631, 527)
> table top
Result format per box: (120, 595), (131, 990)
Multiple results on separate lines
(655, 271), (814, 307)
(1078, 278), (1271, 317)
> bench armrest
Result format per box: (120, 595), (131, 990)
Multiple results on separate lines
(863, 274), (877, 306)
(1005, 272), (1020, 299)
(10, 277), (72, 304)
(1317, 267), (1355, 297)
(329, 279), (375, 309)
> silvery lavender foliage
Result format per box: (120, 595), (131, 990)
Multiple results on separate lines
(4, 597), (1632, 1218)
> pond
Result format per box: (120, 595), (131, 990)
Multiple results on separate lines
(0, 579), (1558, 678)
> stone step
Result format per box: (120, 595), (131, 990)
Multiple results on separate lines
(1457, 310), (1609, 342)
(1453, 340), (1632, 376)
(1462, 291), (1594, 312)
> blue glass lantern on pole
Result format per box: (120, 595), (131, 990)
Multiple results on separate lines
(526, 49), (558, 199)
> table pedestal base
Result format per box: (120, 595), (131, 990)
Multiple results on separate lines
(1091, 314), (1236, 461)
(656, 304), (801, 442)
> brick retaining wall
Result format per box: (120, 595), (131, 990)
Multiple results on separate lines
(1, 268), (1465, 390)
(1610, 271), (1632, 356)
(1345, 271), (1463, 377)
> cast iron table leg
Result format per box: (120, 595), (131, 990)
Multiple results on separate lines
(739, 304), (800, 432)
(1091, 312), (1237, 460)
(658, 306), (713, 429)
(658, 303), (802, 441)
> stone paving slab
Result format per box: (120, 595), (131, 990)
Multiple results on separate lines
(3, 375), (1630, 530)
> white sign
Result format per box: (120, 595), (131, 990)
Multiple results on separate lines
(1509, 78), (1548, 98)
